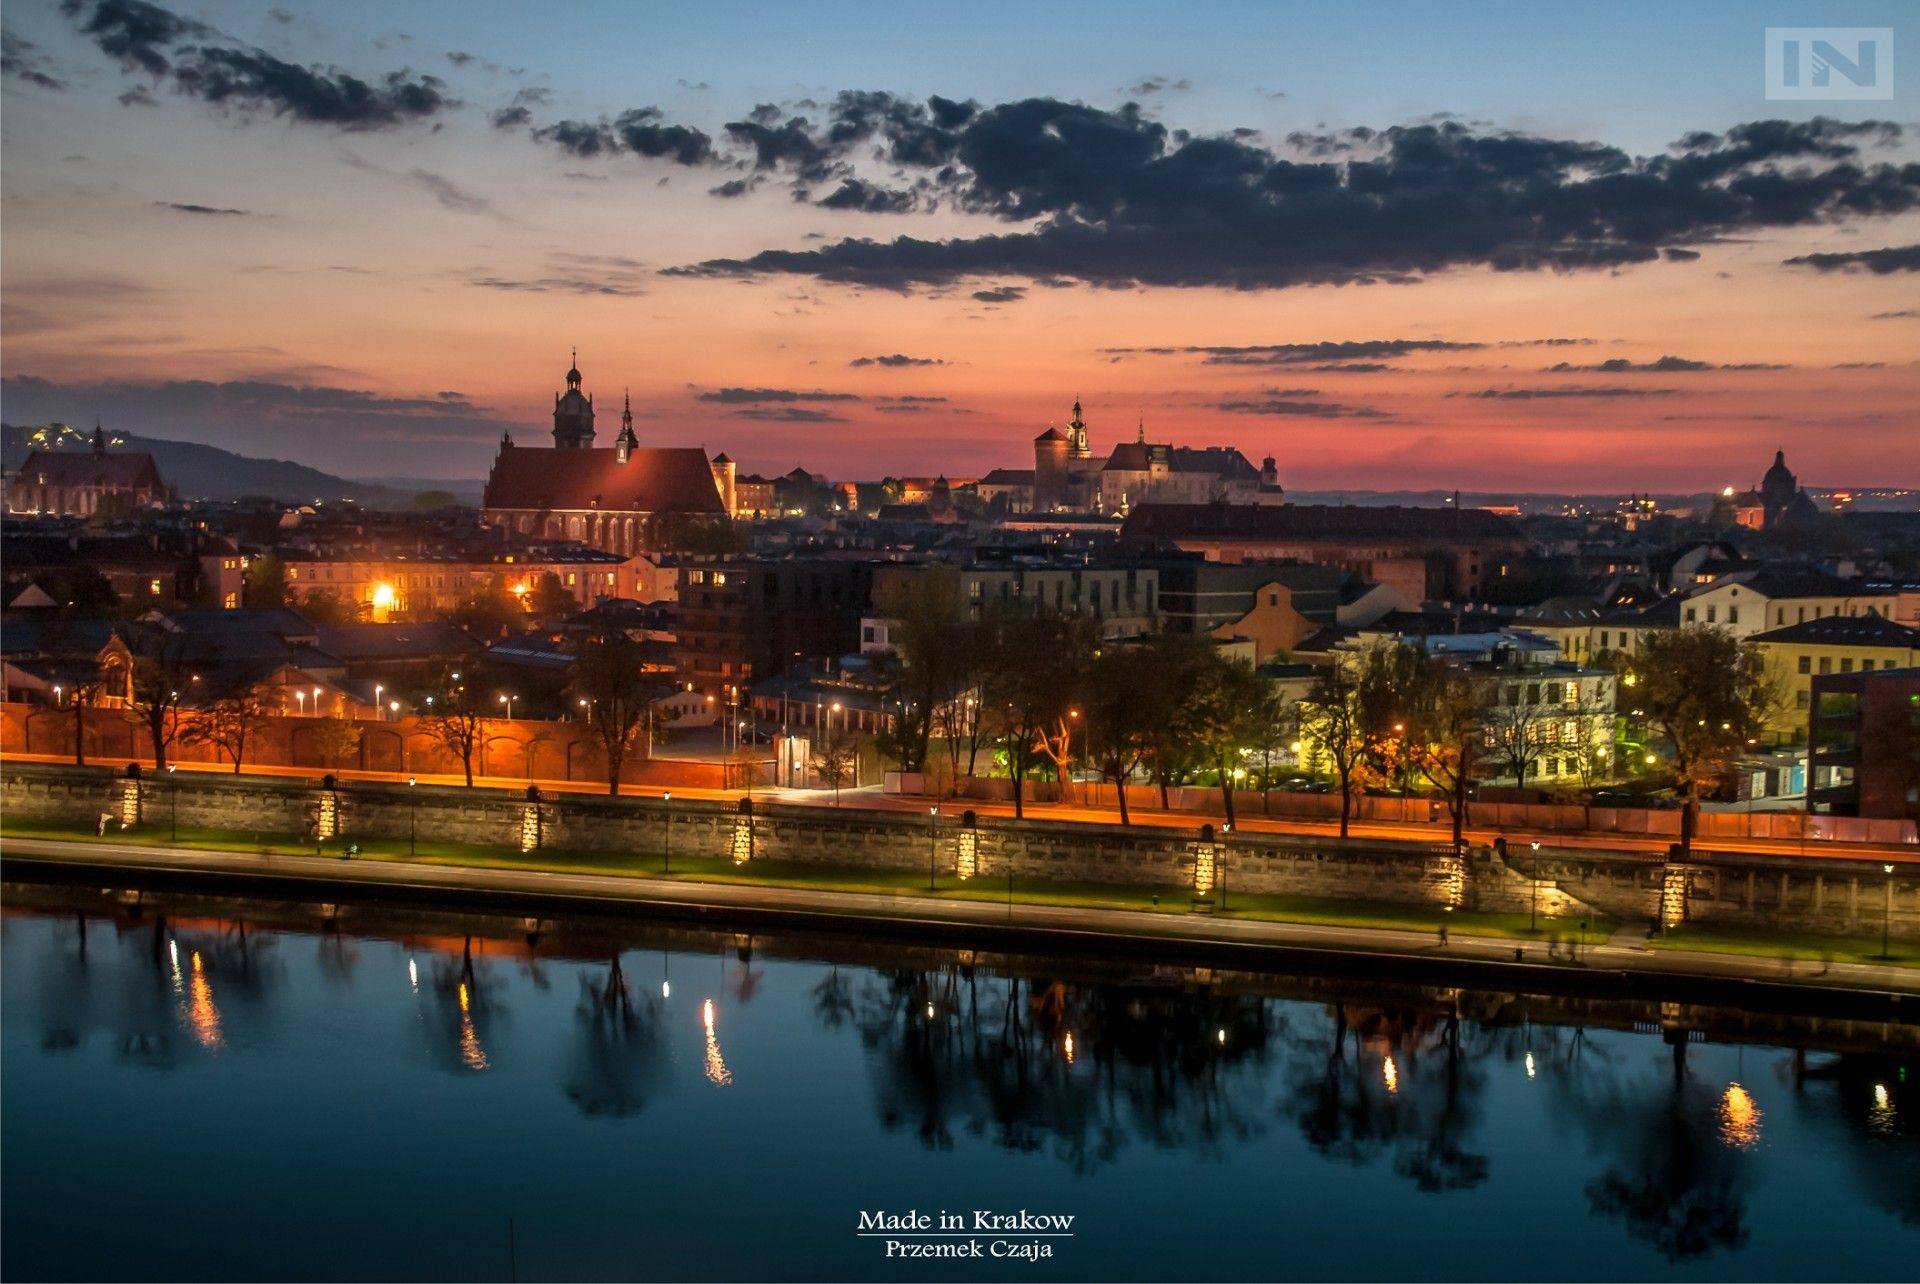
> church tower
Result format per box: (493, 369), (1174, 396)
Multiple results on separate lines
(615, 390), (638, 463)
(1067, 399), (1090, 460)
(553, 349), (596, 447)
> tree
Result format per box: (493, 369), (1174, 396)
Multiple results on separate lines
(313, 711), (363, 769)
(1630, 627), (1780, 858)
(451, 574), (523, 637)
(186, 685), (269, 773)
(417, 666), (488, 786)
(873, 567), (969, 774)
(297, 589), (360, 625)
(1083, 646), (1159, 825)
(931, 619), (990, 785)
(1299, 655), (1377, 838)
(1133, 632), (1218, 809)
(127, 625), (196, 772)
(567, 630), (665, 796)
(1482, 674), (1560, 787)
(1396, 649), (1489, 852)
(528, 572), (579, 619)
(243, 554), (288, 609)
(813, 730), (858, 803)
(1187, 657), (1278, 829)
(978, 610), (1086, 819)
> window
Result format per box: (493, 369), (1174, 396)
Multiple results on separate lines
(1818, 657), (1832, 675)
(1706, 606), (1716, 623)
(1685, 607), (1697, 623)
(1795, 690), (1810, 709)
(223, 592), (238, 609)
(1728, 607), (1739, 625)
(1840, 658), (1853, 673)
(148, 578), (162, 595)
(1798, 656), (1811, 674)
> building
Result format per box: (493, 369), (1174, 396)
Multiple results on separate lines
(1026, 403), (1279, 515)
(1807, 667), (1920, 819)
(1681, 569), (1899, 640)
(869, 557), (1161, 639)
(281, 543), (662, 619)
(1752, 614), (1920, 743)
(1151, 560), (1348, 661)
(674, 558), (875, 692)
(1121, 502), (1523, 601)
(1756, 449), (1820, 528)
(5, 426), (166, 517)
(480, 356), (729, 555)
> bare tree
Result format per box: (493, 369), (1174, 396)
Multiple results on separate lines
(416, 666), (487, 786)
(813, 730), (858, 804)
(568, 630), (666, 796)
(186, 685), (269, 773)
(127, 625), (196, 772)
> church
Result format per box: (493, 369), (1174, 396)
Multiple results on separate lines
(480, 355), (732, 555)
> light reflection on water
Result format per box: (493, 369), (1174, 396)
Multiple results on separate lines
(2, 896), (1917, 1283)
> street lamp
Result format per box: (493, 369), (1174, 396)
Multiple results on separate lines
(662, 792), (673, 873)
(408, 776), (418, 856)
(1529, 840), (1543, 932)
(166, 764), (178, 842)
(1884, 863), (1897, 961)
(374, 683), (384, 717)
(497, 693), (517, 719)
(295, 689), (306, 715)
(927, 806), (939, 891)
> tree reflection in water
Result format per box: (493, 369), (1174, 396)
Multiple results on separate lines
(563, 953), (666, 1118)
(420, 935), (501, 1075)
(841, 966), (1277, 1171)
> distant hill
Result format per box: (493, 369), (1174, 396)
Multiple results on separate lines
(1, 423), (473, 508)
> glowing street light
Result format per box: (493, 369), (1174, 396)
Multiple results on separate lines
(497, 693), (518, 719)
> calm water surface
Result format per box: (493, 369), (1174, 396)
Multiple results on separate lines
(2, 889), (1915, 1282)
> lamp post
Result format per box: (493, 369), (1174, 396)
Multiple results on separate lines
(927, 806), (939, 892)
(374, 684), (384, 718)
(1529, 841), (1542, 933)
(498, 693), (517, 720)
(662, 791), (673, 874)
(312, 686), (322, 717)
(295, 689), (306, 716)
(408, 776), (418, 857)
(166, 764), (178, 842)
(1884, 863), (1897, 961)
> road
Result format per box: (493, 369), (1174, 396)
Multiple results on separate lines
(6, 834), (1916, 996)
(9, 749), (1915, 866)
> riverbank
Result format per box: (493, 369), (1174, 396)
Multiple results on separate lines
(5, 830), (1916, 1010)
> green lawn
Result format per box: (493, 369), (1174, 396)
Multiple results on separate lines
(1649, 922), (1919, 967)
(6, 817), (1906, 966)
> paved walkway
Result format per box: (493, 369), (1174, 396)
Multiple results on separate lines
(6, 836), (1915, 996)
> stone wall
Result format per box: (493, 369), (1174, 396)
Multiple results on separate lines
(5, 762), (1916, 939)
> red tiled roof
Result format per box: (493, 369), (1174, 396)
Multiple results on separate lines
(481, 445), (725, 513)
(14, 450), (162, 490)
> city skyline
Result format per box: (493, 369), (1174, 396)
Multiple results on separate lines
(3, 0), (1917, 488)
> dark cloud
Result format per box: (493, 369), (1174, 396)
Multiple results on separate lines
(61, 0), (455, 129)
(457, 253), (646, 297)
(729, 406), (849, 422)
(709, 178), (753, 198)
(1110, 339), (1483, 366)
(1870, 308), (1917, 319)
(1544, 355), (1788, 373)
(491, 105), (532, 129)
(971, 285), (1024, 303)
(2, 28), (68, 89)
(1456, 386), (1681, 400)
(849, 353), (945, 367)
(1214, 396), (1386, 418)
(697, 387), (861, 404)
(1125, 76), (1192, 96)
(1782, 243), (1920, 274)
(529, 107), (715, 165)
(408, 169), (493, 214)
(672, 108), (1918, 291)
(816, 178), (919, 213)
(155, 200), (248, 215)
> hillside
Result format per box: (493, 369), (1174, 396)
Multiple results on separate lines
(1, 423), (472, 508)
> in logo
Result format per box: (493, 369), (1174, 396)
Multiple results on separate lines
(1767, 28), (1893, 100)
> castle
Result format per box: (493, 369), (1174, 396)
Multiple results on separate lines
(1014, 401), (1285, 515)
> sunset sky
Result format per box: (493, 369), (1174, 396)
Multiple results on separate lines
(3, 0), (1916, 491)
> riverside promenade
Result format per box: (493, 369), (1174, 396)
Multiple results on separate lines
(6, 834), (1916, 1003)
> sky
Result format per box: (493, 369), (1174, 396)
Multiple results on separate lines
(2, 0), (1917, 491)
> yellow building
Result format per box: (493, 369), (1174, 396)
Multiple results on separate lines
(1751, 614), (1920, 744)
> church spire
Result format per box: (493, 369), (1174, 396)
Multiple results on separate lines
(615, 389), (638, 463)
(1067, 397), (1090, 459)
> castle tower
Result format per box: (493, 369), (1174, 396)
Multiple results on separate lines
(615, 390), (638, 464)
(1033, 426), (1071, 512)
(552, 348), (596, 447)
(1067, 399), (1090, 459)
(710, 451), (737, 515)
